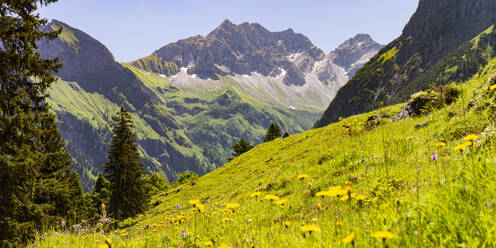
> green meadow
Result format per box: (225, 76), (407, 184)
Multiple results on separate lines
(35, 57), (496, 247)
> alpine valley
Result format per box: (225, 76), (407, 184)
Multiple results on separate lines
(38, 19), (383, 190)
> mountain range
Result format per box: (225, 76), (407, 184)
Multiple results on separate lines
(39, 19), (382, 190)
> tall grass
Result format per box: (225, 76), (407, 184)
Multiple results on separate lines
(34, 59), (496, 247)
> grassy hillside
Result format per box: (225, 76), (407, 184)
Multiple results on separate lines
(48, 65), (321, 190)
(36, 56), (496, 247)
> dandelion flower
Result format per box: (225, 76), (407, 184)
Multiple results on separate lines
(274, 198), (288, 206)
(463, 134), (478, 142)
(250, 192), (261, 198)
(264, 194), (280, 201)
(176, 215), (184, 223)
(308, 179), (315, 187)
(300, 224), (321, 233)
(342, 232), (356, 244)
(297, 174), (309, 180)
(203, 241), (214, 246)
(283, 221), (292, 228)
(372, 230), (394, 240)
(355, 195), (367, 202)
(436, 142), (446, 147)
(454, 144), (467, 152)
(221, 217), (232, 222)
(104, 238), (112, 247)
(335, 221), (343, 226)
(194, 203), (205, 212)
(225, 203), (240, 210)
(328, 186), (346, 197)
(315, 190), (330, 197)
(490, 85), (496, 91)
(188, 199), (200, 205)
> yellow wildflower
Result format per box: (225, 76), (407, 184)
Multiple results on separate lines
(463, 134), (478, 142)
(225, 203), (240, 210)
(328, 186), (346, 196)
(176, 215), (184, 223)
(454, 144), (467, 152)
(104, 238), (112, 248)
(264, 194), (280, 201)
(436, 142), (446, 147)
(250, 192), (261, 198)
(315, 190), (330, 197)
(221, 217), (231, 222)
(188, 199), (200, 206)
(490, 85), (496, 91)
(300, 224), (321, 233)
(274, 198), (288, 206)
(342, 232), (356, 244)
(203, 241), (214, 246)
(194, 203), (205, 212)
(297, 174), (309, 180)
(335, 221), (343, 226)
(219, 244), (230, 248)
(283, 221), (292, 228)
(372, 230), (394, 240)
(355, 195), (367, 201)
(308, 179), (315, 187)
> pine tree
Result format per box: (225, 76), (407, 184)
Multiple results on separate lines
(91, 173), (111, 217)
(229, 138), (254, 161)
(0, 0), (83, 246)
(104, 107), (149, 220)
(263, 122), (283, 142)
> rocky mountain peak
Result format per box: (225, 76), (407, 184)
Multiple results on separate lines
(328, 33), (383, 78)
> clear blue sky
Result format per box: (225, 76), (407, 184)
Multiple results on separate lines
(38, 0), (419, 62)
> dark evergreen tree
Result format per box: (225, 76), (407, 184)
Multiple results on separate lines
(229, 138), (254, 161)
(91, 173), (111, 217)
(0, 0), (83, 246)
(263, 122), (283, 142)
(103, 107), (149, 220)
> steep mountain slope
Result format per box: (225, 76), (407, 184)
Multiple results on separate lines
(40, 20), (381, 191)
(39, 20), (212, 190)
(132, 21), (383, 109)
(315, 0), (496, 127)
(39, 56), (496, 247)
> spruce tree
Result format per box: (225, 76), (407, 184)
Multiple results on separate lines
(91, 173), (111, 217)
(0, 0), (83, 246)
(229, 138), (254, 161)
(104, 107), (149, 220)
(263, 122), (283, 142)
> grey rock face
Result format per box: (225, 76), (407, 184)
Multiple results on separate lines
(137, 20), (381, 88)
(330, 34), (384, 77)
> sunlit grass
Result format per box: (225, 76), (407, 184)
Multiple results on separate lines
(35, 59), (496, 247)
